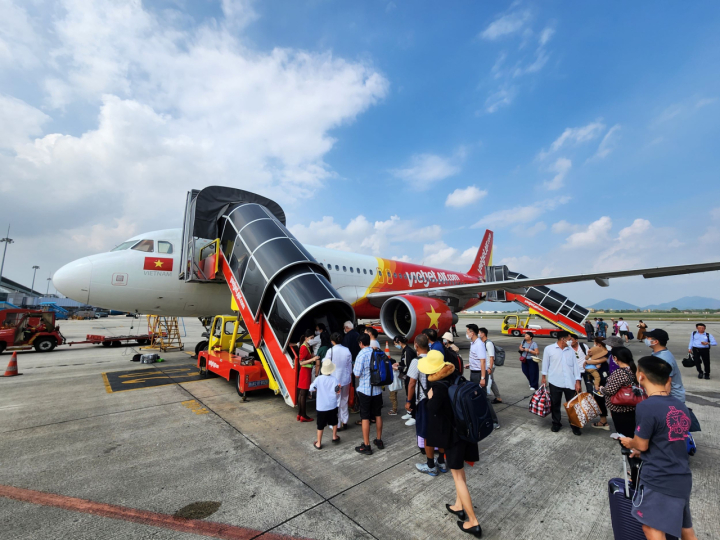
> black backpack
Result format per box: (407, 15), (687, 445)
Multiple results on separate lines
(441, 375), (494, 443)
(487, 340), (505, 367)
(369, 349), (394, 386)
(444, 349), (463, 377)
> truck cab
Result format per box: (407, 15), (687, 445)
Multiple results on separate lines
(0, 310), (65, 354)
(197, 315), (274, 400)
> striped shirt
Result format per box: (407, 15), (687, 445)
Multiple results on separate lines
(353, 347), (382, 396)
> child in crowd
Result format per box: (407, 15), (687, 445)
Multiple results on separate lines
(584, 337), (607, 392)
(309, 360), (342, 449)
(620, 356), (697, 540)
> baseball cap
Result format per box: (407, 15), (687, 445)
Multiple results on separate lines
(644, 329), (669, 343)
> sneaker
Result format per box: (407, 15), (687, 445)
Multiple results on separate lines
(704, 373), (710, 380)
(405, 418), (416, 426)
(529, 386), (536, 392)
(355, 443), (373, 455)
(698, 372), (704, 379)
(388, 410), (397, 416)
(373, 438), (385, 449)
(435, 460), (449, 473)
(493, 423), (500, 430)
(401, 413), (412, 420)
(415, 463), (438, 476)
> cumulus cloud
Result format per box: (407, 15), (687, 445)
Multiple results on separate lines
(392, 149), (464, 189)
(290, 215), (442, 257)
(420, 242), (479, 270)
(563, 216), (612, 248)
(473, 196), (570, 229)
(543, 157), (571, 190)
(0, 0), (388, 281)
(480, 9), (532, 40)
(551, 220), (580, 234)
(445, 185), (488, 208)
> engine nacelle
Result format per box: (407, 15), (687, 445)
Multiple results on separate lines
(379, 295), (457, 342)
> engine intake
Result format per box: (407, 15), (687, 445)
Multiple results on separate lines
(379, 295), (456, 342)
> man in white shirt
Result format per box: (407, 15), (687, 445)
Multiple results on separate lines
(688, 323), (717, 380)
(325, 332), (353, 430)
(466, 324), (499, 429)
(617, 317), (630, 343)
(541, 330), (582, 435)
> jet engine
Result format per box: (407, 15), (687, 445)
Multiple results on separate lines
(379, 295), (457, 342)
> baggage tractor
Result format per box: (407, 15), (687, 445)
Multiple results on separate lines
(608, 442), (678, 540)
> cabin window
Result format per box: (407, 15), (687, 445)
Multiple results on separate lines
(327, 263), (332, 270)
(393, 273), (397, 279)
(386, 270), (391, 278)
(363, 269), (367, 274)
(335, 265), (339, 271)
(111, 241), (136, 252)
(131, 239), (154, 253)
(369, 269), (373, 275)
(158, 241), (173, 254)
(350, 267), (354, 273)
(343, 266), (347, 272)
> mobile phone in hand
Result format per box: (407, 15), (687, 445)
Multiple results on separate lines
(334, 385), (341, 393)
(610, 432), (623, 440)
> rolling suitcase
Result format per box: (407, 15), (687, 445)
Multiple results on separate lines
(608, 444), (678, 540)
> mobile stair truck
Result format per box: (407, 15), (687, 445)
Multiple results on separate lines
(180, 186), (355, 406)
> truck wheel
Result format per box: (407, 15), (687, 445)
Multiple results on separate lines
(0, 342), (5, 355)
(511, 330), (521, 337)
(34, 338), (56, 352)
(136, 338), (150, 346)
(111, 340), (121, 347)
(194, 340), (208, 359)
(102, 341), (111, 347)
(199, 358), (209, 379)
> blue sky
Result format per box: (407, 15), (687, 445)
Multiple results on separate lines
(1, 0), (719, 306)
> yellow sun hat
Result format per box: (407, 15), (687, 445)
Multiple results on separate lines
(418, 350), (446, 375)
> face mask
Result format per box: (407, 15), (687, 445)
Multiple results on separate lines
(315, 330), (321, 336)
(394, 344), (401, 350)
(466, 333), (471, 340)
(567, 339), (573, 346)
(443, 340), (448, 346)
(644, 339), (653, 347)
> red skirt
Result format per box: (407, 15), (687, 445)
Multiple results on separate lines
(298, 367), (312, 390)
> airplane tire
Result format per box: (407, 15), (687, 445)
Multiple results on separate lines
(34, 338), (56, 353)
(511, 330), (521, 337)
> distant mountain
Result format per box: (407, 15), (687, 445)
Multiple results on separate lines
(643, 296), (720, 310)
(589, 298), (640, 310)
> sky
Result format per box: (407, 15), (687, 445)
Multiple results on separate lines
(1, 0), (719, 307)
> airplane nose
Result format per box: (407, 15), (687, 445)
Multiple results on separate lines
(53, 257), (92, 304)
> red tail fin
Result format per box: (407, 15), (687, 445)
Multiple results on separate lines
(468, 230), (493, 280)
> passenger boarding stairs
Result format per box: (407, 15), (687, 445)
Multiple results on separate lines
(179, 187), (355, 406)
(485, 265), (590, 336)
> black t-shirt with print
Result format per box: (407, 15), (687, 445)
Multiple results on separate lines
(635, 395), (692, 498)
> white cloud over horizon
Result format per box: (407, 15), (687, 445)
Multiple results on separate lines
(392, 149), (465, 189)
(473, 196), (571, 228)
(543, 157), (572, 190)
(445, 185), (488, 207)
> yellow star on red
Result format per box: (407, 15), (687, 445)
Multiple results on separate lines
(154, 260), (164, 268)
(426, 306), (441, 328)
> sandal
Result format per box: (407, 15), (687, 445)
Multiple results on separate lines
(592, 421), (609, 430)
(313, 441), (322, 450)
(332, 436), (341, 444)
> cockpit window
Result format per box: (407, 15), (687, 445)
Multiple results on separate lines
(111, 241), (137, 252)
(131, 240), (154, 253)
(158, 241), (173, 254)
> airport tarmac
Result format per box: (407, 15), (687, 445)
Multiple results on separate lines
(1, 317), (719, 540)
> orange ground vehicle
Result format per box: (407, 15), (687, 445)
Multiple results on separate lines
(0, 309), (65, 354)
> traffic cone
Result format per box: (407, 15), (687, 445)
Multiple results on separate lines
(2, 352), (21, 377)
(385, 341), (391, 357)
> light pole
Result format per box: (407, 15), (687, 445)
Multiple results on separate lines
(0, 224), (14, 286)
(31, 265), (40, 293)
(46, 277), (52, 296)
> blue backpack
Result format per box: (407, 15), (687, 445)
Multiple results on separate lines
(369, 349), (394, 386)
(445, 375), (494, 443)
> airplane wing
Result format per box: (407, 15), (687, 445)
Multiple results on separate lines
(365, 261), (720, 301)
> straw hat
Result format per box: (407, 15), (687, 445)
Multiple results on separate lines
(418, 350), (447, 375)
(320, 360), (336, 375)
(441, 332), (454, 342)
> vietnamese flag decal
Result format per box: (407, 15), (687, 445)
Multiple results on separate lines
(143, 257), (174, 271)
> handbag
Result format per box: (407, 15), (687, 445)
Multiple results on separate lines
(519, 355), (527, 364)
(565, 392), (603, 428)
(681, 353), (695, 368)
(529, 385), (551, 417)
(610, 386), (648, 407)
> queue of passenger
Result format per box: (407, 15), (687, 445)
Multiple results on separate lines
(291, 319), (708, 539)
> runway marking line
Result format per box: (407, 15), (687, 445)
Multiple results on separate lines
(0, 484), (300, 540)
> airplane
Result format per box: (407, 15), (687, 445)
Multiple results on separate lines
(52, 186), (720, 405)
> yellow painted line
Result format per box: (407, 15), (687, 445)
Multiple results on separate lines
(102, 372), (112, 394)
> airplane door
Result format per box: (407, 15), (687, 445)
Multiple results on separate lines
(386, 269), (394, 285)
